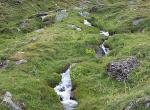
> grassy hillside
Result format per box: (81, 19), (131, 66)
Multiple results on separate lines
(0, 0), (150, 110)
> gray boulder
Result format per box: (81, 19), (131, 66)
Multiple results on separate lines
(107, 56), (138, 81)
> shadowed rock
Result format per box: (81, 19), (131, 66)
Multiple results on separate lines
(107, 56), (138, 81)
(90, 6), (98, 12)
(95, 47), (105, 58)
(0, 57), (9, 68)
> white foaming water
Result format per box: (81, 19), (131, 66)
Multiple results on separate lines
(54, 65), (78, 110)
(101, 43), (109, 55)
(84, 20), (92, 26)
(100, 31), (109, 37)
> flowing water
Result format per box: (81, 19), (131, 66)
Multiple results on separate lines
(100, 43), (109, 55)
(54, 64), (78, 110)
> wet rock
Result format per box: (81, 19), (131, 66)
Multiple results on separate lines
(84, 20), (92, 26)
(132, 18), (144, 26)
(79, 11), (89, 17)
(90, 6), (98, 12)
(16, 59), (27, 65)
(95, 47), (105, 58)
(55, 10), (68, 22)
(107, 56), (138, 81)
(1, 91), (24, 110)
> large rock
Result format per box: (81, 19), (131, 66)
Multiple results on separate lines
(107, 56), (138, 81)
(2, 91), (25, 110)
(124, 97), (150, 110)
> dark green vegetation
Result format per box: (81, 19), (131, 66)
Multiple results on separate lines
(0, 0), (150, 110)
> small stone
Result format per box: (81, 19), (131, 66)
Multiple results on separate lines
(76, 27), (81, 31)
(90, 6), (98, 12)
(31, 36), (38, 42)
(16, 59), (27, 65)
(79, 11), (90, 17)
(67, 24), (81, 31)
(55, 10), (68, 22)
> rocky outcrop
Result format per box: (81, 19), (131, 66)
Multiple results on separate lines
(124, 97), (150, 110)
(107, 56), (138, 81)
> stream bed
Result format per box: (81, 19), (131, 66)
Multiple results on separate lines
(54, 64), (78, 110)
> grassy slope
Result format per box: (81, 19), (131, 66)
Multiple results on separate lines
(0, 0), (150, 110)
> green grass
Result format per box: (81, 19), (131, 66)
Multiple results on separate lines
(0, 0), (150, 110)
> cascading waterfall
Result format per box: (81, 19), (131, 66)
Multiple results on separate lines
(100, 43), (109, 55)
(54, 64), (78, 110)
(99, 30), (110, 55)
